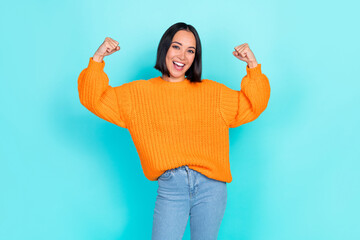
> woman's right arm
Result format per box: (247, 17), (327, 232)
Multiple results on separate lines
(77, 37), (132, 129)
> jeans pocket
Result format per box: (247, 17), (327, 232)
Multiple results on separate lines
(158, 169), (173, 181)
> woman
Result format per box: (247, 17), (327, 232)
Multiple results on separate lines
(78, 22), (270, 239)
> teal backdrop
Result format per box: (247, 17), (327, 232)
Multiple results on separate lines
(1, 0), (359, 239)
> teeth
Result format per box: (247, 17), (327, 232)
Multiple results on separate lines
(174, 61), (185, 67)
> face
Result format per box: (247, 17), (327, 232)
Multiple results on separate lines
(164, 30), (196, 81)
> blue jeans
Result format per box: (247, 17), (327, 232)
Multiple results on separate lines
(152, 165), (227, 240)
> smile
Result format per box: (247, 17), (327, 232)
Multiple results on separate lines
(173, 61), (185, 71)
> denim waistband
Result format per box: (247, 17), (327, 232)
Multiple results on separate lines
(172, 165), (190, 172)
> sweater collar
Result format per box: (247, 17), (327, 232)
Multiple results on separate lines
(150, 76), (191, 86)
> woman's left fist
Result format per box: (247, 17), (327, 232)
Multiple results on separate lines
(233, 43), (258, 68)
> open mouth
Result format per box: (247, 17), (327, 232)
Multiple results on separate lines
(173, 61), (185, 71)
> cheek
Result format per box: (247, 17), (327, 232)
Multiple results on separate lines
(166, 51), (175, 65)
(187, 56), (196, 67)
(166, 49), (175, 59)
(165, 55), (172, 68)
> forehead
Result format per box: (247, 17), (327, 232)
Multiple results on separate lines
(172, 30), (196, 46)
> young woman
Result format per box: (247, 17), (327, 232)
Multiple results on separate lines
(78, 22), (270, 240)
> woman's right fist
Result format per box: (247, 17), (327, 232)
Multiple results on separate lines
(93, 37), (120, 62)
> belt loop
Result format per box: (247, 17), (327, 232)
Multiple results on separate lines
(184, 165), (189, 172)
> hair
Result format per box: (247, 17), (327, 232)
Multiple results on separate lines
(154, 22), (202, 83)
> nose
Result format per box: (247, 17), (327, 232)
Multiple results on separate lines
(177, 49), (186, 60)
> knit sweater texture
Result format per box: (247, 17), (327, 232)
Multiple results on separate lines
(77, 57), (271, 182)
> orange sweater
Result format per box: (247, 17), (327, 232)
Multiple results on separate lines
(78, 57), (270, 182)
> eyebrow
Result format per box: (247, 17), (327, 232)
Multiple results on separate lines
(172, 41), (196, 50)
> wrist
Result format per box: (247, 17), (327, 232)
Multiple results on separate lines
(247, 60), (258, 68)
(93, 53), (104, 63)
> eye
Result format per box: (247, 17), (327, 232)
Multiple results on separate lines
(188, 49), (195, 54)
(172, 45), (180, 49)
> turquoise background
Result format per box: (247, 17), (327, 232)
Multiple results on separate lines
(1, 0), (359, 239)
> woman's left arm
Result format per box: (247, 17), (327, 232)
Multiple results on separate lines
(219, 43), (271, 128)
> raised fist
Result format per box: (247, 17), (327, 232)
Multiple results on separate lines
(93, 37), (120, 61)
(233, 43), (258, 68)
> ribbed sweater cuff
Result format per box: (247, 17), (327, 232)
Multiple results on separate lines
(246, 63), (262, 79)
(88, 57), (105, 71)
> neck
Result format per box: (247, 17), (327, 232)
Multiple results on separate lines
(162, 74), (186, 83)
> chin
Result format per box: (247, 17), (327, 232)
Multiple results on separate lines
(171, 68), (189, 78)
(171, 73), (183, 78)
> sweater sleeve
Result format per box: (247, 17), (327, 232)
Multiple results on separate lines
(77, 57), (132, 129)
(219, 64), (271, 128)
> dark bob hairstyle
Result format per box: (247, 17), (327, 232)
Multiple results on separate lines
(154, 22), (202, 83)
